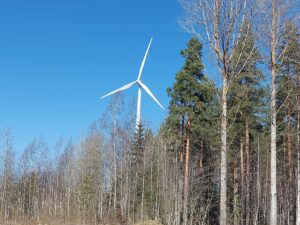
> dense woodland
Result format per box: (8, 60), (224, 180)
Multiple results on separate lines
(0, 0), (299, 225)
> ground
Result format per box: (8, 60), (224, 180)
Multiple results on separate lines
(134, 220), (163, 225)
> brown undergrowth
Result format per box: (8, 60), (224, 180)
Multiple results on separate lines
(1, 220), (163, 225)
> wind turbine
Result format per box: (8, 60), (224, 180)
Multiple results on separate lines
(100, 38), (164, 128)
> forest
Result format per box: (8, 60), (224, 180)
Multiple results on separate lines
(0, 0), (299, 225)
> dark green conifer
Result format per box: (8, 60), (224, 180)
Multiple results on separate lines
(164, 38), (218, 225)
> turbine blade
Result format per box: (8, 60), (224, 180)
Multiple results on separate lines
(137, 38), (153, 81)
(139, 81), (164, 110)
(100, 81), (136, 99)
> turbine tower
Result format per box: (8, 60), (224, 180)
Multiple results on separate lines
(100, 38), (164, 128)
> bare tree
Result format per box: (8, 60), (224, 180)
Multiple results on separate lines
(180, 0), (256, 223)
(296, 47), (300, 225)
(256, 1), (298, 224)
(0, 128), (15, 221)
(106, 94), (124, 213)
(19, 137), (49, 220)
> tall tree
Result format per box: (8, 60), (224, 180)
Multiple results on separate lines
(257, 1), (297, 224)
(129, 123), (145, 222)
(0, 128), (15, 221)
(78, 129), (104, 223)
(180, 1), (256, 223)
(227, 22), (265, 225)
(165, 38), (216, 225)
(297, 52), (300, 225)
(276, 21), (299, 224)
(19, 137), (49, 219)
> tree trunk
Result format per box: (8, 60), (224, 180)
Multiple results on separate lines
(287, 78), (294, 224)
(220, 78), (228, 225)
(254, 134), (261, 225)
(245, 120), (250, 225)
(296, 66), (300, 225)
(180, 115), (185, 163)
(199, 140), (204, 173)
(270, 0), (278, 224)
(113, 126), (117, 213)
(183, 114), (191, 225)
(287, 78), (293, 184)
(297, 110), (300, 225)
(270, 64), (277, 225)
(233, 152), (239, 225)
(141, 146), (146, 222)
(240, 137), (245, 224)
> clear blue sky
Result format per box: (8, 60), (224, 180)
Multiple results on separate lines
(0, 0), (215, 153)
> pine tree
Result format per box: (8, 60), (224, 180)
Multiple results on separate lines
(276, 21), (299, 224)
(164, 38), (217, 225)
(227, 22), (266, 225)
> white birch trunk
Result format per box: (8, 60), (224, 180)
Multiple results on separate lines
(270, 65), (277, 225)
(220, 79), (228, 225)
(141, 146), (146, 222)
(113, 123), (117, 213)
(296, 69), (300, 225)
(297, 117), (300, 225)
(270, 1), (278, 224)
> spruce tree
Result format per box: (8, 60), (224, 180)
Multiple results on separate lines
(130, 123), (145, 220)
(132, 123), (145, 172)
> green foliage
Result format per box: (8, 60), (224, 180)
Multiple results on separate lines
(76, 134), (103, 223)
(163, 38), (219, 224)
(78, 173), (96, 222)
(167, 38), (210, 116)
(227, 22), (267, 140)
(164, 38), (218, 143)
(276, 21), (299, 158)
(131, 123), (145, 176)
(128, 123), (146, 216)
(133, 123), (145, 155)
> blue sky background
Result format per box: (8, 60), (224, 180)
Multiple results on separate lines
(0, 0), (217, 154)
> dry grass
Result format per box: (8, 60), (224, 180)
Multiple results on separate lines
(133, 220), (163, 225)
(1, 219), (164, 225)
(1, 220), (86, 225)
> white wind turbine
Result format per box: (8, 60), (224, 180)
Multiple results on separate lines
(100, 38), (164, 128)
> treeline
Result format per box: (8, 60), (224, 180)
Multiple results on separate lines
(0, 0), (300, 225)
(0, 99), (185, 225)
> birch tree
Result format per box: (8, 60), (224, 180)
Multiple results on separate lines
(180, 0), (256, 224)
(297, 59), (300, 225)
(0, 128), (15, 221)
(257, 1), (298, 224)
